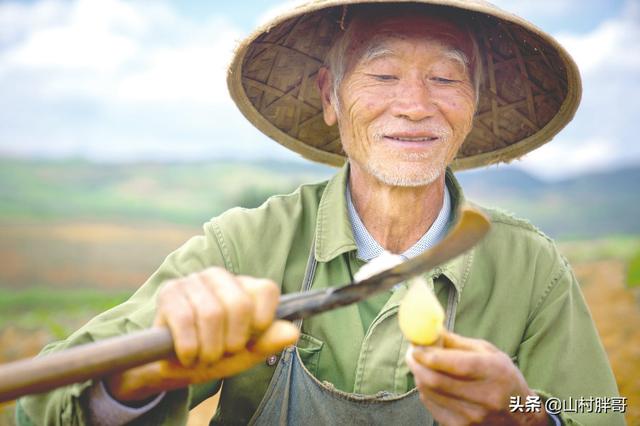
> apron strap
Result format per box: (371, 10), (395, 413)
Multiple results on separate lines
(444, 278), (458, 332)
(293, 238), (317, 332)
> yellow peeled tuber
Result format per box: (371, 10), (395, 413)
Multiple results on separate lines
(398, 278), (445, 346)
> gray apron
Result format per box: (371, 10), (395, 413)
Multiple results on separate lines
(248, 241), (459, 426)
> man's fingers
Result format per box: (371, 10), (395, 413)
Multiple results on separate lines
(157, 283), (199, 367)
(408, 348), (464, 396)
(414, 374), (464, 422)
(161, 321), (299, 384)
(250, 320), (300, 355)
(409, 349), (487, 404)
(407, 350), (491, 423)
(147, 352), (266, 388)
(238, 276), (280, 332)
(202, 268), (254, 352)
(441, 330), (496, 352)
(141, 270), (292, 398)
(182, 274), (225, 364)
(418, 381), (487, 425)
(412, 346), (492, 379)
(202, 320), (299, 378)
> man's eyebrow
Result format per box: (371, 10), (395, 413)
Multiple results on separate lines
(360, 43), (397, 64)
(442, 48), (469, 69)
(359, 40), (469, 71)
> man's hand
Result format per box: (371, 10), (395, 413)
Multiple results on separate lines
(406, 331), (548, 425)
(105, 267), (299, 404)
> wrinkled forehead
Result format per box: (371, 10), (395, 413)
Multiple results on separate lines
(346, 9), (474, 63)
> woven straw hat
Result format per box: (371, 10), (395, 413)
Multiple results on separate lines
(227, 0), (581, 170)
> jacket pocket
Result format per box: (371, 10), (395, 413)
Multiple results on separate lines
(296, 333), (324, 376)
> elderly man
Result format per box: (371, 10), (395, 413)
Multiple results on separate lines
(18, 1), (622, 425)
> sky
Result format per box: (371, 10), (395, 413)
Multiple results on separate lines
(0, 0), (638, 180)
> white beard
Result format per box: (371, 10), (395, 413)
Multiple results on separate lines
(362, 126), (452, 187)
(363, 155), (446, 187)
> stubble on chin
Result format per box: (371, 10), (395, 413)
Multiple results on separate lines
(362, 127), (454, 187)
(364, 155), (445, 187)
(364, 138), (451, 188)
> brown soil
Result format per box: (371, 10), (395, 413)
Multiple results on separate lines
(574, 260), (640, 424)
(0, 221), (195, 290)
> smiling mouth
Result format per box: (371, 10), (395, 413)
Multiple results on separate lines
(385, 136), (439, 142)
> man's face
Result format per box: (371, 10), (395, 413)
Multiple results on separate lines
(320, 14), (477, 187)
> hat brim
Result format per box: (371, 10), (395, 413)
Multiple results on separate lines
(228, 0), (581, 170)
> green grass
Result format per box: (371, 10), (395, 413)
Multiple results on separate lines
(0, 158), (332, 226)
(558, 237), (640, 291)
(627, 251), (640, 288)
(558, 236), (640, 264)
(0, 288), (132, 338)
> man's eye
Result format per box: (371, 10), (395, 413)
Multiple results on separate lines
(370, 74), (397, 81)
(432, 77), (458, 84)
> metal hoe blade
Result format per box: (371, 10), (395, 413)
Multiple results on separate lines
(276, 205), (490, 320)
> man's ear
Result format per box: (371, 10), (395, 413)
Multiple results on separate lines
(317, 66), (338, 126)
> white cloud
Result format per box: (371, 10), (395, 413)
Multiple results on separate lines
(6, 25), (138, 71)
(492, 0), (583, 19)
(515, 137), (619, 179)
(510, 0), (640, 179)
(0, 0), (241, 103)
(256, 0), (306, 26)
(114, 17), (241, 104)
(3, 0), (145, 71)
(491, 0), (621, 31)
(556, 1), (640, 74)
(0, 0), (71, 44)
(0, 0), (257, 161)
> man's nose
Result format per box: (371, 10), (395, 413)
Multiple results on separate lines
(390, 78), (438, 121)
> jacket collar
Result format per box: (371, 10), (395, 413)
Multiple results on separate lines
(314, 164), (473, 301)
(314, 163), (357, 263)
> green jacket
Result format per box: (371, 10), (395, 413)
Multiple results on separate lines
(18, 166), (623, 425)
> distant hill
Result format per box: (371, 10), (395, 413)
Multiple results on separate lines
(0, 158), (332, 226)
(0, 157), (638, 240)
(457, 166), (640, 239)
(456, 167), (545, 198)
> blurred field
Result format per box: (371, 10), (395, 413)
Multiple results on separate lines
(575, 260), (640, 422)
(0, 159), (332, 226)
(0, 220), (196, 292)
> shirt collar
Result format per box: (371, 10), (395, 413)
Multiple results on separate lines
(314, 164), (473, 301)
(346, 183), (451, 261)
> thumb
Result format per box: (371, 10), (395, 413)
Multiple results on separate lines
(441, 330), (496, 353)
(249, 320), (300, 355)
(191, 321), (299, 379)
